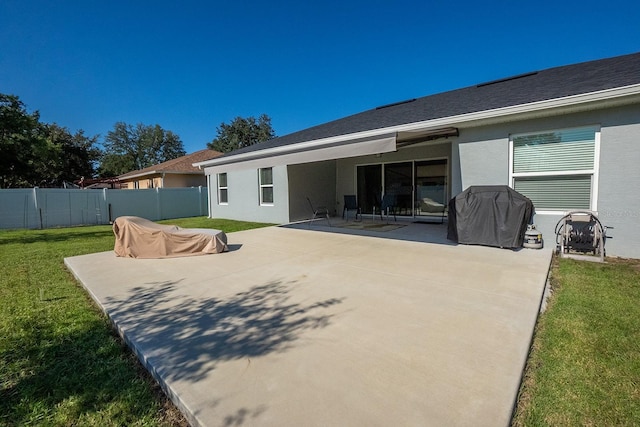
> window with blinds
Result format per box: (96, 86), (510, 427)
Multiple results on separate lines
(511, 127), (597, 211)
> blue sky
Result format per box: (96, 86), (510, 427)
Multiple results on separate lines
(1, 1), (639, 154)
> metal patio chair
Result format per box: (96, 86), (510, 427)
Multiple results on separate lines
(342, 195), (361, 221)
(306, 197), (331, 227)
(379, 194), (397, 222)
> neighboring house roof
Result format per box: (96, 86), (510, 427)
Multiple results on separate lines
(118, 149), (222, 180)
(196, 51), (640, 169)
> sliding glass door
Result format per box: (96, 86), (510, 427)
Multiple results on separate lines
(356, 164), (382, 215)
(356, 159), (448, 218)
(384, 162), (413, 215)
(414, 159), (447, 218)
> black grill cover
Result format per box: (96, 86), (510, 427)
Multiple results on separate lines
(447, 186), (534, 248)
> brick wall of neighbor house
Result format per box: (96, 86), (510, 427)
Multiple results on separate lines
(454, 104), (640, 259)
(209, 165), (290, 224)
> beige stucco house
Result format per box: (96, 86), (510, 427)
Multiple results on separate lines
(118, 149), (222, 189)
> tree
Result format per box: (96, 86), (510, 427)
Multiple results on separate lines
(98, 122), (186, 177)
(43, 124), (101, 186)
(207, 114), (276, 153)
(0, 94), (101, 188)
(0, 94), (46, 188)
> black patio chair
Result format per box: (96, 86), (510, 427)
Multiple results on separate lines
(379, 194), (397, 222)
(306, 197), (331, 227)
(342, 195), (360, 221)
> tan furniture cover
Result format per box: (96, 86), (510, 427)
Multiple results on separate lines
(113, 216), (228, 258)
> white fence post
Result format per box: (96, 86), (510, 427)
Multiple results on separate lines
(156, 187), (161, 220)
(33, 187), (43, 229)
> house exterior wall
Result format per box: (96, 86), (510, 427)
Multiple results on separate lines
(455, 127), (509, 193)
(162, 174), (207, 188)
(594, 105), (640, 259)
(138, 178), (153, 189)
(208, 165), (290, 224)
(287, 161), (337, 221)
(454, 104), (640, 258)
(120, 176), (156, 189)
(202, 104), (639, 258)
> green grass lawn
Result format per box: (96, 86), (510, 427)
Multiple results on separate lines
(0, 217), (271, 426)
(513, 257), (640, 426)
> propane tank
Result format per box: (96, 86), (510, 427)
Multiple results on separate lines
(523, 224), (543, 249)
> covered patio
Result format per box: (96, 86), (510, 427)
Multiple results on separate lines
(284, 215), (452, 245)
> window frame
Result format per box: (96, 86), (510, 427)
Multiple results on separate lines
(217, 173), (228, 205)
(508, 125), (600, 214)
(258, 167), (274, 206)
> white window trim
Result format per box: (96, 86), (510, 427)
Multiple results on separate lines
(217, 173), (228, 205)
(509, 125), (600, 214)
(592, 129), (601, 212)
(259, 167), (274, 206)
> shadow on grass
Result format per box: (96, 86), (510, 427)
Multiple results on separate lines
(1, 316), (163, 425)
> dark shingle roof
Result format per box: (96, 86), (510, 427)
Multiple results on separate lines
(222, 51), (640, 159)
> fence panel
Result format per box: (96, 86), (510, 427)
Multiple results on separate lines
(0, 189), (39, 229)
(0, 187), (208, 229)
(106, 189), (162, 221)
(158, 187), (206, 219)
(36, 189), (108, 228)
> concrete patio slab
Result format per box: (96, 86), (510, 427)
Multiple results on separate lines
(65, 225), (552, 427)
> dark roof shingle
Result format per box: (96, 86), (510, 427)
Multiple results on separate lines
(223, 51), (640, 159)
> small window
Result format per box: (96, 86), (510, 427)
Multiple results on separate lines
(218, 173), (228, 204)
(510, 127), (598, 211)
(259, 167), (274, 205)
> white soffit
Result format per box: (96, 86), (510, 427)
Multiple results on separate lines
(204, 134), (396, 174)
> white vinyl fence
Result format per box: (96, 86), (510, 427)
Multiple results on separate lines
(0, 187), (208, 229)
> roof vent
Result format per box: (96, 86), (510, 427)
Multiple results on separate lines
(476, 71), (538, 88)
(375, 98), (417, 110)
